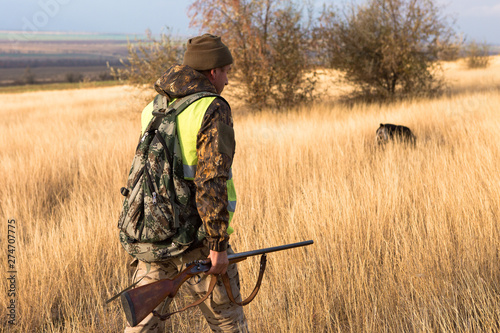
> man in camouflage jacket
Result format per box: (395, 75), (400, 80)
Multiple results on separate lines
(124, 34), (248, 333)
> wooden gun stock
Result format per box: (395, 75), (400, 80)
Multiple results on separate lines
(121, 260), (211, 326)
(119, 240), (313, 327)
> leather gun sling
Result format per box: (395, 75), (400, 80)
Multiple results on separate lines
(153, 254), (267, 321)
(222, 254), (267, 306)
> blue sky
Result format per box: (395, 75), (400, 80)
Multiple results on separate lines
(1, 0), (499, 44)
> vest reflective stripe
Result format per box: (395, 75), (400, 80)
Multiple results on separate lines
(184, 166), (234, 181)
(228, 200), (236, 212)
(141, 95), (236, 235)
(183, 164), (197, 179)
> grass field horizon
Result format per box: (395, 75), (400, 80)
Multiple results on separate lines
(0, 57), (499, 332)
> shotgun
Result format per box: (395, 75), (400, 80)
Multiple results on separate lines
(120, 240), (314, 327)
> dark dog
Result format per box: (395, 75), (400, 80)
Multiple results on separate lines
(376, 123), (416, 145)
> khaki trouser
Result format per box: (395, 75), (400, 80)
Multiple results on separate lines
(124, 246), (248, 333)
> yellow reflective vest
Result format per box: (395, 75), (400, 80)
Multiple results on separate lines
(141, 96), (235, 235)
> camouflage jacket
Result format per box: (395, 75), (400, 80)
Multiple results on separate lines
(150, 64), (234, 252)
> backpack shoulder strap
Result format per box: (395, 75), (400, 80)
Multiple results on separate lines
(161, 91), (222, 117)
(145, 92), (222, 133)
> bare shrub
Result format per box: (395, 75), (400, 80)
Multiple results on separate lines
(464, 40), (491, 69)
(109, 29), (184, 88)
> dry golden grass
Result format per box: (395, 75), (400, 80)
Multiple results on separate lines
(1, 57), (500, 332)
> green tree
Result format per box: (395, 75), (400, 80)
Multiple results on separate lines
(316, 0), (457, 99)
(188, 0), (316, 109)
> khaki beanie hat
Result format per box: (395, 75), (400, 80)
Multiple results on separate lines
(183, 34), (233, 71)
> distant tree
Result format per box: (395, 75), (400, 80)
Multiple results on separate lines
(313, 5), (337, 69)
(188, 0), (316, 109)
(316, 0), (457, 99)
(464, 40), (491, 69)
(109, 29), (184, 88)
(23, 66), (36, 85)
(97, 71), (114, 81)
(65, 72), (84, 83)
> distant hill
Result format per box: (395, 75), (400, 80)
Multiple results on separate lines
(0, 30), (142, 42)
(0, 31), (144, 85)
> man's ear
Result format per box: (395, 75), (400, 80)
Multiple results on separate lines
(205, 69), (216, 83)
(211, 68), (219, 79)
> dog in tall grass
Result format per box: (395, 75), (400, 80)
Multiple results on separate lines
(376, 123), (416, 146)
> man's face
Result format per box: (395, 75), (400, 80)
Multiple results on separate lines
(210, 65), (231, 94)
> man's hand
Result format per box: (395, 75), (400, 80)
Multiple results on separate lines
(206, 250), (228, 275)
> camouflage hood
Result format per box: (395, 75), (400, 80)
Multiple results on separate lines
(154, 64), (217, 100)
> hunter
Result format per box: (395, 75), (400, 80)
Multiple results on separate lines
(121, 34), (248, 332)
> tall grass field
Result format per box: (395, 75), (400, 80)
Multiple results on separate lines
(1, 58), (499, 332)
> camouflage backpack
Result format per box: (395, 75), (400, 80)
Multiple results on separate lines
(117, 92), (219, 262)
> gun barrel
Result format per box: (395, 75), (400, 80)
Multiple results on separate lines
(228, 240), (313, 261)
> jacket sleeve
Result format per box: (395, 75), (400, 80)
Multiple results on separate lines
(194, 98), (235, 252)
